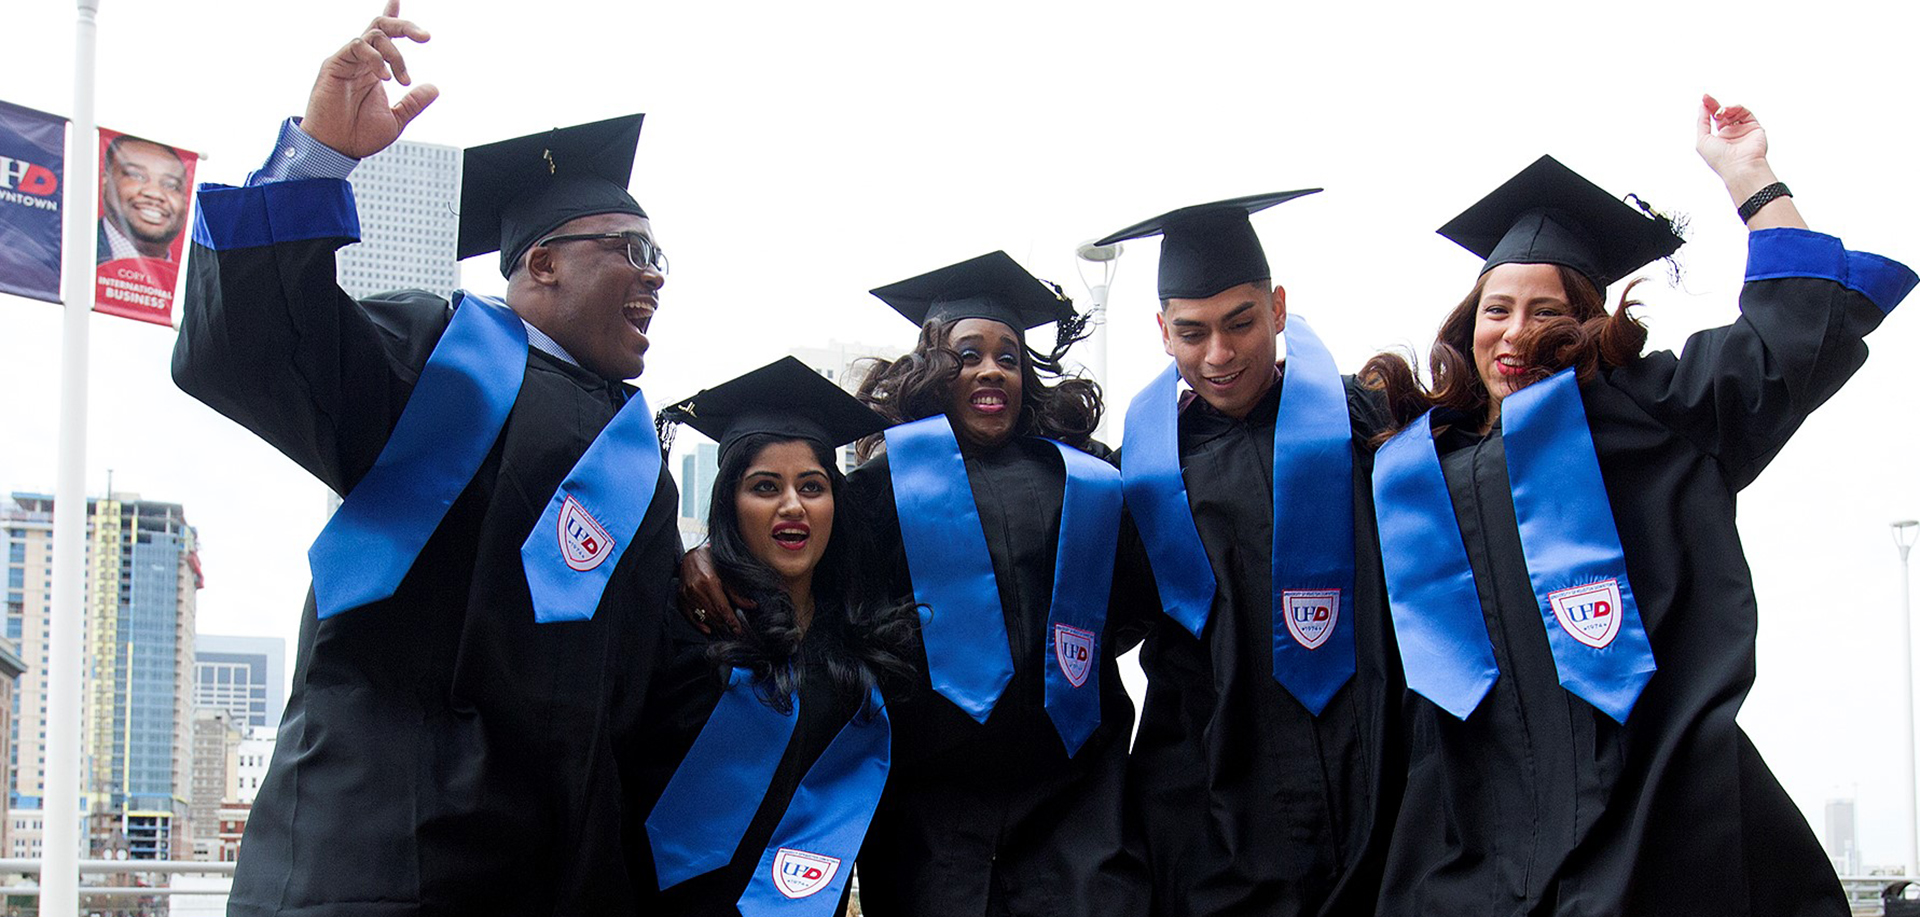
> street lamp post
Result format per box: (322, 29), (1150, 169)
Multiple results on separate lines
(1074, 240), (1122, 440)
(1896, 518), (1919, 877)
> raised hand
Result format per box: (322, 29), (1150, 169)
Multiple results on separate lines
(301, 0), (439, 159)
(1695, 93), (1804, 229)
(1695, 94), (1770, 179)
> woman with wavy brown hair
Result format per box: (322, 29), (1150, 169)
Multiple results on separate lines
(1360, 96), (1915, 916)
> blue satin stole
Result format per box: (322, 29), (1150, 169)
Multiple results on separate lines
(884, 416), (1121, 754)
(1373, 369), (1656, 723)
(1121, 316), (1357, 715)
(646, 668), (890, 917)
(306, 291), (660, 622)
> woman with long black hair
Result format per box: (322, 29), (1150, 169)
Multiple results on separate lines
(634, 357), (916, 916)
(1361, 96), (1916, 916)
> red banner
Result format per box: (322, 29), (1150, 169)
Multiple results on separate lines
(94, 127), (198, 326)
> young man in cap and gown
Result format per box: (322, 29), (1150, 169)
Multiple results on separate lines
(1098, 194), (1403, 916)
(171, 6), (681, 914)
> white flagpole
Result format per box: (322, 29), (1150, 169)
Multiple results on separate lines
(45, 0), (100, 913)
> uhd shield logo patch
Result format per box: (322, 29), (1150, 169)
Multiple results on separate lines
(772, 847), (840, 899)
(1550, 579), (1622, 649)
(1054, 623), (1095, 688)
(557, 495), (615, 572)
(1283, 589), (1340, 650)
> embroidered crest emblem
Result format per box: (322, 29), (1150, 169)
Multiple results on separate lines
(772, 847), (840, 899)
(1549, 579), (1622, 649)
(1054, 623), (1095, 688)
(1283, 589), (1340, 650)
(557, 495), (615, 572)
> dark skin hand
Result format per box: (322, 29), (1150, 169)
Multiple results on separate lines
(300, 0), (439, 159)
(678, 545), (749, 636)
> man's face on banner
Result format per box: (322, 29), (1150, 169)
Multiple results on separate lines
(103, 139), (187, 252)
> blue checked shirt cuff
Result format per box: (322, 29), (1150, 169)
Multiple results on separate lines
(246, 118), (360, 186)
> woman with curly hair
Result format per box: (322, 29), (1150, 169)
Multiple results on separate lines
(1360, 96), (1915, 916)
(635, 357), (917, 916)
(851, 250), (1143, 917)
(682, 251), (1146, 916)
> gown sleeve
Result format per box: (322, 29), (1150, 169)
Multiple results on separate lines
(1607, 227), (1915, 490)
(171, 175), (446, 496)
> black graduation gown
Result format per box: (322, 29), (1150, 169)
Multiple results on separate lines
(1376, 271), (1896, 917)
(850, 437), (1147, 917)
(1120, 373), (1403, 917)
(172, 203), (681, 917)
(627, 614), (869, 917)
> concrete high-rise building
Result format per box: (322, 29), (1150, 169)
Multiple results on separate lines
(0, 640), (24, 858)
(676, 442), (720, 547)
(1825, 797), (1860, 876)
(194, 634), (286, 730)
(3, 495), (54, 811)
(187, 707), (243, 860)
(336, 138), (461, 300)
(1, 492), (203, 861)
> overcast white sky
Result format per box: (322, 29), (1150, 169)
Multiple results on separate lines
(2, 0), (1916, 869)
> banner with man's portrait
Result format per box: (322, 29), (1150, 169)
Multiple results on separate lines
(95, 126), (199, 326)
(0, 99), (67, 304)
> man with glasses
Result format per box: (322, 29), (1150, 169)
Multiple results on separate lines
(171, 4), (683, 915)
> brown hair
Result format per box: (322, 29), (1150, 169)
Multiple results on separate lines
(852, 317), (1102, 460)
(1358, 265), (1651, 441)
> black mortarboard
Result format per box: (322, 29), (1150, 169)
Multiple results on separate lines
(661, 357), (889, 460)
(869, 250), (1077, 336)
(1095, 189), (1321, 300)
(458, 114), (648, 277)
(1438, 155), (1684, 288)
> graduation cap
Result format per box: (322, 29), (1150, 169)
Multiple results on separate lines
(869, 250), (1077, 337)
(660, 357), (889, 460)
(1438, 154), (1684, 288)
(1095, 189), (1321, 300)
(458, 114), (648, 277)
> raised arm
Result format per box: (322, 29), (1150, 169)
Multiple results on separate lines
(1695, 93), (1806, 232)
(171, 2), (447, 495)
(301, 0), (439, 160)
(1613, 95), (1915, 489)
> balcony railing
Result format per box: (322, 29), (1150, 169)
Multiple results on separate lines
(0, 858), (233, 899)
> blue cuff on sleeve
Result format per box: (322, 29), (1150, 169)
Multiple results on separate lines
(1745, 227), (1918, 314)
(191, 178), (362, 251)
(245, 118), (360, 186)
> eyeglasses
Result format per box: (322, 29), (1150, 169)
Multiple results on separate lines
(538, 230), (669, 275)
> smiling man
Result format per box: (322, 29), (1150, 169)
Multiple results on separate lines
(169, 4), (682, 916)
(1099, 193), (1403, 917)
(97, 134), (188, 262)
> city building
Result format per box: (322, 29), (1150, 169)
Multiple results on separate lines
(3, 495), (54, 811)
(194, 634), (286, 730)
(1825, 796), (1860, 876)
(187, 707), (243, 860)
(234, 727), (272, 805)
(1, 492), (203, 861)
(335, 138), (462, 301)
(0, 640), (24, 857)
(6, 807), (42, 859)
